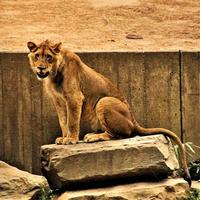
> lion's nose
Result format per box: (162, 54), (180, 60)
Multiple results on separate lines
(38, 66), (46, 70)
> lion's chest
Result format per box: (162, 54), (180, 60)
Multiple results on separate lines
(44, 78), (65, 100)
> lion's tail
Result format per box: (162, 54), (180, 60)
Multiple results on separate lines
(133, 125), (191, 186)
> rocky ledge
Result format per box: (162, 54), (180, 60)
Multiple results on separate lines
(58, 178), (189, 200)
(41, 135), (179, 190)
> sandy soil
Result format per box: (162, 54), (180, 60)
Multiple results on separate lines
(0, 0), (200, 52)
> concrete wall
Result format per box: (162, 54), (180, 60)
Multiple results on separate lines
(0, 51), (199, 174)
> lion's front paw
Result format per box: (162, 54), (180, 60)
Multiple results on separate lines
(62, 136), (79, 145)
(55, 137), (64, 145)
(84, 133), (99, 143)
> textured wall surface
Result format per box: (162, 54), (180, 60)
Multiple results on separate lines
(0, 51), (199, 174)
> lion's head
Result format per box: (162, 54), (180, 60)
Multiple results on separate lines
(27, 40), (62, 80)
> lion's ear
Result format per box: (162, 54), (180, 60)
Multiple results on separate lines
(52, 42), (62, 53)
(27, 41), (38, 52)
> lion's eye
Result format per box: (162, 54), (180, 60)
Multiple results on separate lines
(46, 54), (53, 63)
(35, 53), (40, 61)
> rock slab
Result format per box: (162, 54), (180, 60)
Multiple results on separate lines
(58, 178), (189, 200)
(41, 135), (179, 189)
(0, 161), (49, 200)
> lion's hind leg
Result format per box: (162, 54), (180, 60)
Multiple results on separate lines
(84, 97), (134, 143)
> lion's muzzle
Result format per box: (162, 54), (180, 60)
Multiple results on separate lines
(37, 71), (49, 79)
(36, 66), (50, 79)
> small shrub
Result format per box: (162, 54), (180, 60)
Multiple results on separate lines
(185, 188), (200, 200)
(174, 142), (197, 160)
(174, 142), (200, 180)
(189, 159), (200, 181)
(34, 188), (53, 200)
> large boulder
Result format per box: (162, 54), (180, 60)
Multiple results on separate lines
(58, 178), (189, 200)
(41, 135), (179, 189)
(0, 161), (50, 200)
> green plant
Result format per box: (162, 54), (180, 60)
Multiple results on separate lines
(189, 159), (200, 181)
(185, 188), (200, 200)
(37, 188), (53, 200)
(174, 142), (200, 159)
(174, 142), (200, 181)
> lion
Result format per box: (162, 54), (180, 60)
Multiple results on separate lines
(27, 40), (191, 185)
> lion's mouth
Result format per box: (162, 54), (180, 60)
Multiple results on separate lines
(37, 72), (49, 79)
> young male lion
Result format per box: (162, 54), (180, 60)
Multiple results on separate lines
(27, 40), (191, 185)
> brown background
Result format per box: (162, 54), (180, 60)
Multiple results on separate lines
(0, 0), (200, 52)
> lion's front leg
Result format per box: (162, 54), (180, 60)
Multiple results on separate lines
(49, 93), (69, 144)
(62, 92), (84, 144)
(55, 112), (68, 145)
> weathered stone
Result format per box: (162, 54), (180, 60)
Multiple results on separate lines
(58, 178), (189, 200)
(192, 181), (200, 190)
(0, 161), (49, 200)
(41, 135), (179, 189)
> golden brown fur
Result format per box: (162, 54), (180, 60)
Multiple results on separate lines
(27, 40), (191, 185)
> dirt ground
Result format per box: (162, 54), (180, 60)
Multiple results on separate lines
(0, 0), (200, 52)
